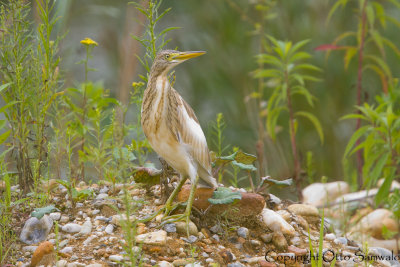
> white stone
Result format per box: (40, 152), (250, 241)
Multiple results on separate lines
(62, 223), (82, 233)
(105, 224), (114, 234)
(50, 212), (61, 221)
(109, 254), (124, 262)
(303, 181), (349, 207)
(60, 216), (69, 223)
(56, 260), (68, 267)
(158, 261), (174, 267)
(325, 233), (336, 241)
(60, 246), (73, 254)
(20, 215), (53, 244)
(136, 230), (167, 246)
(111, 214), (136, 226)
(261, 208), (295, 236)
(96, 193), (108, 200)
(79, 220), (92, 235)
(22, 246), (38, 252)
(352, 209), (398, 239)
(288, 204), (319, 217)
(86, 264), (103, 267)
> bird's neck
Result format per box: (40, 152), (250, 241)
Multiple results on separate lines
(148, 70), (171, 96)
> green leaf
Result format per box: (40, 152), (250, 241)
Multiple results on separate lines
(112, 147), (136, 161)
(375, 174), (394, 205)
(214, 151), (238, 165)
(260, 176), (293, 188)
(0, 82), (11, 94)
(367, 152), (389, 188)
(133, 166), (162, 186)
(295, 111), (324, 143)
(231, 160), (257, 171)
(0, 130), (10, 145)
(344, 47), (357, 70)
(343, 125), (370, 158)
(31, 205), (59, 219)
(234, 151), (257, 164)
(0, 101), (20, 114)
(208, 187), (242, 205)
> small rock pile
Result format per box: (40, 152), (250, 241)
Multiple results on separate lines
(7, 179), (398, 266)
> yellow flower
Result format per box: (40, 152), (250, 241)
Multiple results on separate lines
(132, 82), (145, 87)
(80, 37), (98, 46)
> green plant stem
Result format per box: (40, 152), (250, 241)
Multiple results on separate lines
(355, 0), (368, 189)
(285, 70), (301, 199)
(80, 46), (90, 181)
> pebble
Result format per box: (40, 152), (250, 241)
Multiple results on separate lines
(325, 233), (336, 241)
(272, 232), (288, 251)
(50, 212), (61, 221)
(59, 240), (68, 248)
(79, 220), (92, 235)
(175, 221), (198, 236)
(91, 209), (100, 215)
(210, 224), (223, 234)
(181, 235), (197, 243)
(158, 261), (174, 267)
(22, 246), (38, 252)
(60, 216), (69, 223)
(261, 208), (295, 236)
(250, 239), (261, 248)
(60, 246), (73, 254)
(20, 215), (53, 244)
(105, 224), (114, 234)
(109, 254), (124, 262)
(172, 259), (193, 266)
(136, 230), (167, 245)
(290, 236), (301, 246)
(111, 214), (136, 226)
(334, 237), (348, 245)
(260, 233), (273, 243)
(62, 223), (82, 233)
(56, 260), (68, 267)
(237, 227), (249, 239)
(212, 234), (220, 242)
(228, 263), (245, 267)
(164, 223), (177, 233)
(96, 193), (109, 200)
(288, 203), (320, 217)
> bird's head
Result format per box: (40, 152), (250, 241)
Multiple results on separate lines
(152, 50), (206, 75)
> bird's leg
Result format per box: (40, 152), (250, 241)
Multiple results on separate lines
(163, 175), (187, 214)
(161, 175), (200, 237)
(138, 176), (187, 223)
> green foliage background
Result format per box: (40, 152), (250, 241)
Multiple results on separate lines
(6, 0), (400, 181)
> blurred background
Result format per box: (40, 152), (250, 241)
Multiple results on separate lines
(30, 0), (400, 188)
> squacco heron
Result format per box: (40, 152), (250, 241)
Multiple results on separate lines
(141, 50), (218, 226)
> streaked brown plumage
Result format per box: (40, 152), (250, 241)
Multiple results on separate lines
(141, 50), (217, 226)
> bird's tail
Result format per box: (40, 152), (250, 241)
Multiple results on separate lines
(197, 166), (218, 188)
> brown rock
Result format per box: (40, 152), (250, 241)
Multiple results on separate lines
(201, 228), (211, 239)
(177, 185), (265, 218)
(219, 249), (234, 264)
(258, 260), (277, 267)
(272, 232), (288, 251)
(30, 241), (55, 267)
(137, 223), (147, 234)
(288, 245), (307, 256)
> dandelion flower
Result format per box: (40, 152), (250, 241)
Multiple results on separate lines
(80, 37), (98, 46)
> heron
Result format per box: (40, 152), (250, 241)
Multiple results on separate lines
(141, 50), (218, 227)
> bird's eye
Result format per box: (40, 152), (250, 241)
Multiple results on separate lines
(165, 55), (170, 60)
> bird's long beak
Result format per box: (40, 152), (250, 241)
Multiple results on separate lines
(172, 51), (206, 61)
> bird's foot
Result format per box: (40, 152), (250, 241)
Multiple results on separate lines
(159, 211), (191, 236)
(138, 202), (180, 223)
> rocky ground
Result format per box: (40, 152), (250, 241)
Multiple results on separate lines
(4, 178), (400, 267)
